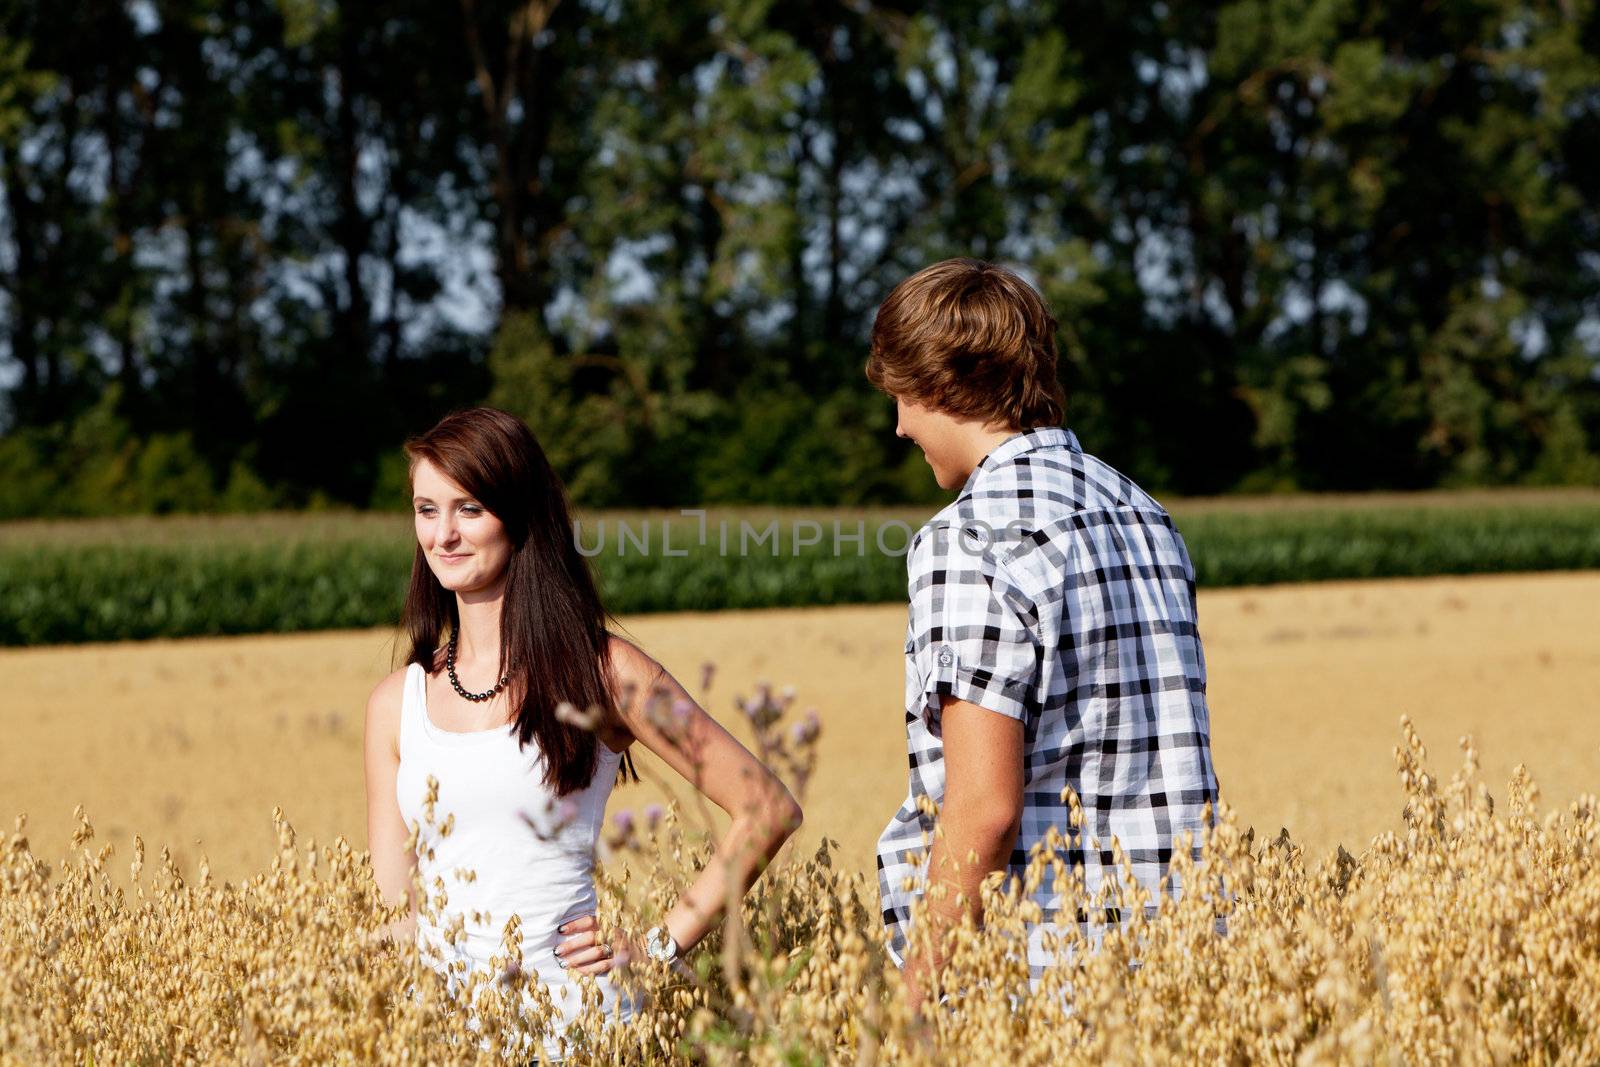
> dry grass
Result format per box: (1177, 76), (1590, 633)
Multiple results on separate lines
(3, 572), (1599, 1060)
(3, 705), (1597, 1062)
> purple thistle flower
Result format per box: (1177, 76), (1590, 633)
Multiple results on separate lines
(791, 709), (821, 746)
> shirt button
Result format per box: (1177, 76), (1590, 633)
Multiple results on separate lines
(937, 647), (955, 668)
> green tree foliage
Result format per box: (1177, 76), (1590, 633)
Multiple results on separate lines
(0, 0), (1596, 515)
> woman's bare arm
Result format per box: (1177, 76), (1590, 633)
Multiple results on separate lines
(363, 666), (418, 943)
(596, 636), (803, 960)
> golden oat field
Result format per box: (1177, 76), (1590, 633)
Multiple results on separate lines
(3, 571), (1599, 1062)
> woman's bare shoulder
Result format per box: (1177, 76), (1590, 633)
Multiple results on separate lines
(370, 646), (445, 709)
(605, 633), (665, 690)
(368, 664), (410, 716)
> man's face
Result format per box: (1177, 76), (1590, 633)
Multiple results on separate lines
(895, 395), (970, 490)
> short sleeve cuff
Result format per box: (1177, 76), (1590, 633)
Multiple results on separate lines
(912, 640), (1031, 734)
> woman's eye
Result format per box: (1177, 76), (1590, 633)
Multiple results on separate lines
(460, 505), (482, 515)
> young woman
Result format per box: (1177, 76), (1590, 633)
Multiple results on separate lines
(363, 407), (803, 1060)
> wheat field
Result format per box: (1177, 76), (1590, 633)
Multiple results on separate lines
(3, 572), (1599, 1061)
(5, 571), (1596, 880)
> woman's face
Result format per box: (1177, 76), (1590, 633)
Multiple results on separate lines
(411, 458), (513, 596)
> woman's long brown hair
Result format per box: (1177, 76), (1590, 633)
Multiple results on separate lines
(401, 406), (638, 795)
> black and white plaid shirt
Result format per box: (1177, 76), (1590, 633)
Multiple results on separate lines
(876, 427), (1220, 983)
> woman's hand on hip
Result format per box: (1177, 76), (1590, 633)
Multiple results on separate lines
(553, 913), (640, 976)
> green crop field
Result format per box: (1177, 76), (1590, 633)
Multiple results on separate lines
(2, 489), (1598, 646)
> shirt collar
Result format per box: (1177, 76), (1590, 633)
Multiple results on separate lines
(959, 426), (1081, 497)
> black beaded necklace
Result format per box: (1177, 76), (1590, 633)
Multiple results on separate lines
(446, 632), (509, 703)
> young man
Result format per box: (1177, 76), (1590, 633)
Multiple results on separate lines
(867, 258), (1220, 1006)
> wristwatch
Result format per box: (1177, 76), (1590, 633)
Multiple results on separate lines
(644, 924), (679, 963)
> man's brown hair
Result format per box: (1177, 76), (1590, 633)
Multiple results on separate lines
(865, 257), (1065, 429)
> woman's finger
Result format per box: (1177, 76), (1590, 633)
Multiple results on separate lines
(559, 941), (608, 965)
(576, 938), (637, 976)
(564, 945), (615, 974)
(555, 928), (595, 963)
(566, 935), (635, 975)
(557, 913), (597, 936)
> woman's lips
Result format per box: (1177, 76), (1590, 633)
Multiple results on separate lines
(437, 553), (471, 563)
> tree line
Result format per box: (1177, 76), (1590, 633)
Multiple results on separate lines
(1, 0), (1597, 516)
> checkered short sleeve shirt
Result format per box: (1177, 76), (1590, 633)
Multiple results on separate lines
(876, 427), (1220, 983)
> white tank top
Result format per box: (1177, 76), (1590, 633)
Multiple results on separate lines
(394, 661), (636, 1058)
